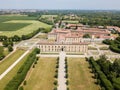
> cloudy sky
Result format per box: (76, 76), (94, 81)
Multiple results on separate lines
(0, 0), (120, 10)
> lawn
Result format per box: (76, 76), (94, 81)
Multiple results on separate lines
(0, 20), (52, 37)
(0, 49), (25, 75)
(0, 51), (30, 90)
(68, 58), (100, 90)
(24, 57), (56, 90)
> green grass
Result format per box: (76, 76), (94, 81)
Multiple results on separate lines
(68, 58), (100, 90)
(0, 15), (37, 23)
(3, 48), (9, 56)
(0, 50), (30, 90)
(0, 20), (52, 37)
(0, 49), (25, 75)
(62, 20), (79, 24)
(0, 23), (31, 31)
(24, 57), (56, 90)
(41, 15), (58, 18)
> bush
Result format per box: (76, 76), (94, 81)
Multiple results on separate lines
(23, 80), (27, 85)
(54, 80), (58, 85)
(8, 45), (13, 52)
(54, 73), (58, 78)
(19, 86), (24, 90)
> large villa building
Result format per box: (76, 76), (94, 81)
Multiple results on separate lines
(37, 24), (115, 53)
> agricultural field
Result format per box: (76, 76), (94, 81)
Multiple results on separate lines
(0, 50), (30, 90)
(0, 49), (25, 75)
(0, 20), (52, 37)
(68, 58), (100, 90)
(0, 15), (52, 37)
(62, 20), (79, 24)
(41, 15), (58, 18)
(24, 57), (56, 90)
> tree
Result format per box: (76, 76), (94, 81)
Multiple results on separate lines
(83, 34), (91, 38)
(3, 40), (9, 47)
(8, 45), (13, 52)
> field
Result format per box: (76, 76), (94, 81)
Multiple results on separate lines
(68, 58), (100, 90)
(0, 49), (25, 75)
(41, 15), (58, 18)
(0, 20), (52, 37)
(0, 23), (31, 31)
(0, 15), (52, 37)
(24, 57), (56, 90)
(62, 20), (79, 24)
(0, 51), (30, 90)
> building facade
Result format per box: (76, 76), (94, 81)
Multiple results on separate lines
(38, 42), (88, 53)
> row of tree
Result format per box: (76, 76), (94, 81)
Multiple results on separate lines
(103, 37), (120, 53)
(4, 48), (40, 90)
(0, 46), (5, 60)
(89, 55), (120, 90)
(0, 28), (48, 42)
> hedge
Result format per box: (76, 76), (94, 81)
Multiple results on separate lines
(89, 57), (114, 90)
(4, 48), (40, 90)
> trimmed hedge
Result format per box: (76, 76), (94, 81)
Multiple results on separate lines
(4, 48), (40, 90)
(89, 57), (114, 90)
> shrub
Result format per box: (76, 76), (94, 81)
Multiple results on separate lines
(54, 80), (58, 85)
(19, 86), (24, 90)
(23, 80), (27, 85)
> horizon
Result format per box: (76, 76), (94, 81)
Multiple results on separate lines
(1, 0), (120, 10)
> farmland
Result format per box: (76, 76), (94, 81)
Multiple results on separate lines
(41, 15), (58, 18)
(68, 58), (100, 90)
(0, 15), (52, 37)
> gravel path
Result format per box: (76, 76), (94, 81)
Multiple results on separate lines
(58, 51), (67, 90)
(0, 40), (39, 80)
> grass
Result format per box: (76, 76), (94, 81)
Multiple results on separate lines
(3, 48), (9, 56)
(0, 50), (30, 90)
(62, 20), (79, 24)
(0, 49), (25, 75)
(41, 15), (58, 18)
(68, 58), (100, 90)
(0, 15), (37, 23)
(24, 57), (56, 90)
(0, 23), (31, 31)
(0, 20), (52, 37)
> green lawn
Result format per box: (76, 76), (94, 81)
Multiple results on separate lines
(68, 58), (100, 90)
(0, 51), (30, 90)
(0, 20), (52, 37)
(24, 57), (56, 90)
(0, 49), (25, 75)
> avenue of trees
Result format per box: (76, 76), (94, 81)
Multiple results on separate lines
(0, 46), (5, 60)
(88, 55), (120, 90)
(103, 37), (120, 53)
(4, 48), (40, 90)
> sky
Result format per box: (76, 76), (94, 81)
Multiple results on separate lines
(0, 0), (120, 10)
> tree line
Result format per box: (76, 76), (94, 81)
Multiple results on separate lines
(4, 48), (40, 90)
(88, 55), (120, 90)
(103, 37), (120, 53)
